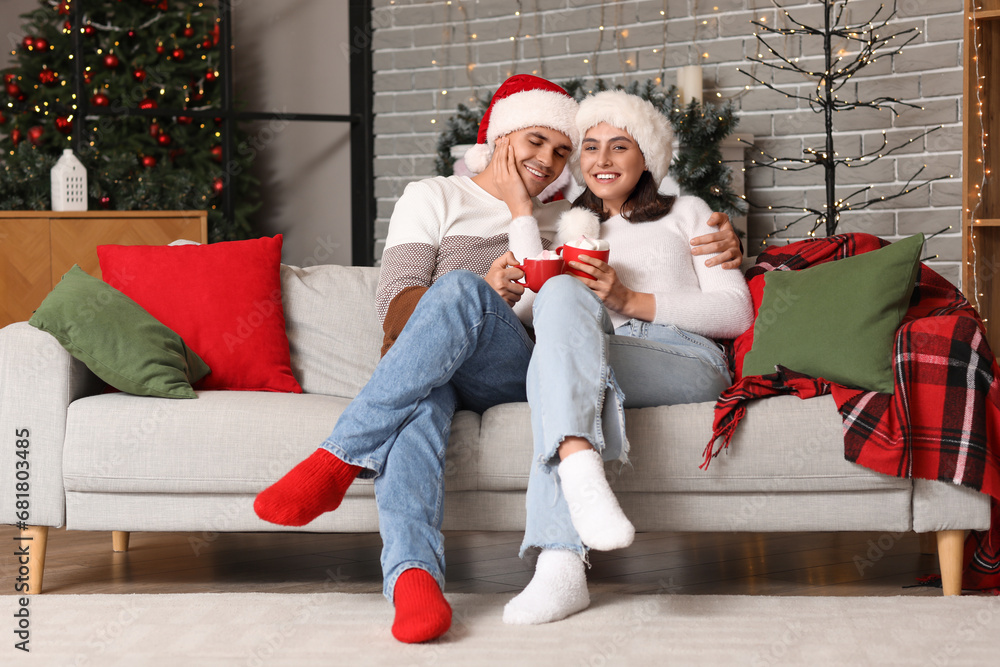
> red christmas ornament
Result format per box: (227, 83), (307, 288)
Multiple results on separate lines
(210, 145), (223, 162)
(212, 178), (224, 195)
(202, 38), (212, 49)
(205, 69), (217, 82)
(4, 74), (15, 84)
(141, 155), (157, 168)
(127, 30), (136, 40)
(34, 38), (48, 51)
(84, 24), (95, 37)
(10, 128), (22, 145)
(157, 133), (172, 146)
(58, 2), (71, 15)
(156, 43), (165, 55)
(183, 25), (195, 38)
(83, 69), (94, 84)
(63, 21), (72, 32)
(0, 111), (7, 124)
(103, 53), (119, 69)
(138, 98), (158, 110)
(55, 116), (72, 134)
(171, 48), (185, 61)
(6, 82), (23, 98)
(176, 115), (193, 125)
(159, 1), (169, 11)
(27, 126), (44, 145)
(212, 24), (220, 46)
(99, 195), (111, 209)
(91, 92), (110, 106)
(38, 69), (58, 85)
(133, 69), (147, 83)
(149, 122), (160, 136)
(21, 36), (35, 50)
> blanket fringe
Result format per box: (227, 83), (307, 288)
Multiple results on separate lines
(701, 406), (745, 470)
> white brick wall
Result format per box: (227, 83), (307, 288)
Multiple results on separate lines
(370, 0), (963, 285)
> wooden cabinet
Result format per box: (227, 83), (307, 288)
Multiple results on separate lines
(964, 1), (1000, 352)
(0, 211), (207, 327)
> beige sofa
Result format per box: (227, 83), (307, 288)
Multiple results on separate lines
(1, 263), (990, 595)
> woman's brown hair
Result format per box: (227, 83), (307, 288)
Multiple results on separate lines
(571, 170), (675, 223)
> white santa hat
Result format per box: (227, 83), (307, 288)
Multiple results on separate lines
(463, 75), (580, 175)
(571, 89), (674, 186)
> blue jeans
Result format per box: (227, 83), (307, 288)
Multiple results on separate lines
(520, 275), (731, 558)
(319, 270), (534, 600)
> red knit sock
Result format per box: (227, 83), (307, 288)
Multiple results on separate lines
(391, 569), (452, 644)
(253, 449), (361, 526)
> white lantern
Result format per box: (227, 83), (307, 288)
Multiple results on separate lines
(51, 149), (87, 211)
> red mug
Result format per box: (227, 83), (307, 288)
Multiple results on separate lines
(556, 245), (610, 279)
(517, 257), (565, 292)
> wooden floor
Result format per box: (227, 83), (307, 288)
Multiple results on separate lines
(2, 526), (955, 597)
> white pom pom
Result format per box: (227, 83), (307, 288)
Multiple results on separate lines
(556, 208), (601, 247)
(462, 143), (492, 175)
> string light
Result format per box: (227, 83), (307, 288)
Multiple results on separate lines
(969, 3), (989, 315)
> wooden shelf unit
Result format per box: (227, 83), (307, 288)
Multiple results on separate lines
(0, 210), (207, 328)
(963, 1), (1000, 352)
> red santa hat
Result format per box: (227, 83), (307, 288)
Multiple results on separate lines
(463, 75), (580, 175)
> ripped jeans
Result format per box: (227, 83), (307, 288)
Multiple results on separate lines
(520, 275), (731, 559)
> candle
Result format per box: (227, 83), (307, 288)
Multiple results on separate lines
(677, 65), (703, 105)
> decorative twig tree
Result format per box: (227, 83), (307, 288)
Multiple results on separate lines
(739, 0), (951, 240)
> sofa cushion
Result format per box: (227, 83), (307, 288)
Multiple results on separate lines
(478, 396), (911, 493)
(62, 392), (482, 495)
(97, 236), (302, 394)
(28, 265), (210, 398)
(740, 233), (923, 393)
(280, 264), (383, 398)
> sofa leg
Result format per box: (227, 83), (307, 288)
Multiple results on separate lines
(18, 525), (48, 595)
(112, 531), (130, 553)
(936, 530), (965, 596)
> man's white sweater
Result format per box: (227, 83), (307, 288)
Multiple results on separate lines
(377, 175), (568, 326)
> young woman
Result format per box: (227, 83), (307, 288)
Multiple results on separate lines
(502, 90), (755, 625)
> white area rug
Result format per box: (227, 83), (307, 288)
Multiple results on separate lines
(6, 592), (1000, 666)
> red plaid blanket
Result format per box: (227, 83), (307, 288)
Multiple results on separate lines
(704, 233), (1000, 591)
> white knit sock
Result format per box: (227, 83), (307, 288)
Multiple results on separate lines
(558, 448), (635, 551)
(503, 549), (589, 625)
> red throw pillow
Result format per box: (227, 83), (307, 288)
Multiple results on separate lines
(97, 236), (302, 393)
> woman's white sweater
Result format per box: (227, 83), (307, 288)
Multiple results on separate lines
(510, 196), (754, 338)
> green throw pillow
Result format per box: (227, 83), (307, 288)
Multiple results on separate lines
(28, 265), (210, 398)
(742, 233), (924, 394)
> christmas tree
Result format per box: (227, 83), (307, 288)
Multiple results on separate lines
(0, 0), (258, 241)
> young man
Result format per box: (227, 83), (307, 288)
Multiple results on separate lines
(254, 75), (742, 644)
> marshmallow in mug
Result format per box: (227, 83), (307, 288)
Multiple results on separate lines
(568, 235), (610, 251)
(531, 249), (562, 260)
